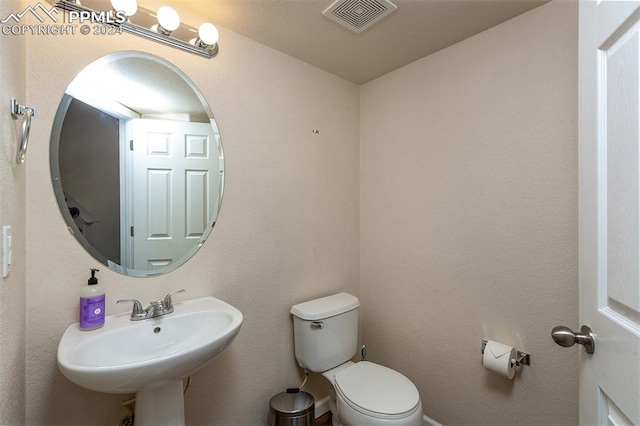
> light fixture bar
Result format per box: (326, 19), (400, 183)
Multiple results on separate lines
(51, 0), (218, 58)
(119, 20), (217, 58)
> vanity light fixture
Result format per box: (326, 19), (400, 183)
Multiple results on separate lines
(109, 0), (137, 18)
(51, 0), (220, 58)
(190, 23), (219, 54)
(151, 6), (180, 36)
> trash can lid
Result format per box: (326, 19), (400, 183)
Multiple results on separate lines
(269, 390), (314, 416)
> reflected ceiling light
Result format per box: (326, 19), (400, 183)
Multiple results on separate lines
(190, 23), (219, 54)
(151, 6), (180, 36)
(49, 0), (220, 59)
(110, 0), (137, 17)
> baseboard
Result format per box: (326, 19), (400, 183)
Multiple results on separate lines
(423, 413), (443, 426)
(314, 395), (331, 419)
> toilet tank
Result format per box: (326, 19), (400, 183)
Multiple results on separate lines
(290, 293), (360, 372)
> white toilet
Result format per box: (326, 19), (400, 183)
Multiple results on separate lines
(290, 292), (423, 426)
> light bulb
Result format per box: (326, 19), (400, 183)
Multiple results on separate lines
(110, 0), (137, 16)
(198, 23), (219, 46)
(157, 6), (180, 32)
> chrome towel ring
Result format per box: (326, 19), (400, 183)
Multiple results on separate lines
(11, 98), (35, 165)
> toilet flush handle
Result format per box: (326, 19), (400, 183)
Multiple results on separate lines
(310, 321), (323, 329)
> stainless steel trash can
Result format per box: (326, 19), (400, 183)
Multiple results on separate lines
(268, 390), (315, 426)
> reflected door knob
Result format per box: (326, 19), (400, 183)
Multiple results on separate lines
(551, 325), (595, 354)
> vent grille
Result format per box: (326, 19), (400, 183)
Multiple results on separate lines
(322, 0), (397, 34)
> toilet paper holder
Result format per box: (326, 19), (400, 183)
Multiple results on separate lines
(481, 339), (531, 367)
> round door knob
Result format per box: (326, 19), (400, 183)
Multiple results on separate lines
(551, 325), (595, 354)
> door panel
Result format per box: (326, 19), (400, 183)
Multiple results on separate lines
(579, 1), (640, 423)
(128, 118), (217, 271)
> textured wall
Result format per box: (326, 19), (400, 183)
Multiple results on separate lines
(0, 0), (27, 424)
(359, 1), (578, 425)
(25, 27), (359, 425)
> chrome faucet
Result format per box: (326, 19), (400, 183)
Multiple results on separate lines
(117, 289), (186, 321)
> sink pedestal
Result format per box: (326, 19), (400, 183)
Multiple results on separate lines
(136, 381), (185, 426)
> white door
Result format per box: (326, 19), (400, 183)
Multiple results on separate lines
(579, 0), (640, 424)
(127, 118), (218, 272)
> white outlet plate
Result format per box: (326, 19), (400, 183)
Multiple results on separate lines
(2, 225), (12, 278)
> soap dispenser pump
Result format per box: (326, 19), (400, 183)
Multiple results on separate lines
(79, 268), (105, 330)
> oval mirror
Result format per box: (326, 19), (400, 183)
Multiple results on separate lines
(50, 51), (224, 277)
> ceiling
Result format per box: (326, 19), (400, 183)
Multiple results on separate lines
(67, 53), (210, 117)
(140, 0), (549, 85)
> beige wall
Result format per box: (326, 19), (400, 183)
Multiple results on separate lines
(0, 0), (27, 424)
(25, 27), (359, 425)
(360, 1), (578, 425)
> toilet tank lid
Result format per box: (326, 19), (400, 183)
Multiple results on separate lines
(291, 293), (360, 320)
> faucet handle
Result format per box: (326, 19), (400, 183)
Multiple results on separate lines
(163, 289), (185, 310)
(117, 299), (145, 320)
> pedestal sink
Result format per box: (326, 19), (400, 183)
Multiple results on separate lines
(57, 296), (243, 425)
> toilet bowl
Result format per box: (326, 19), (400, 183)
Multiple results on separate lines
(325, 361), (423, 426)
(290, 293), (423, 426)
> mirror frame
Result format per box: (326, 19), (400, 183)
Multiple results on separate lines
(50, 51), (224, 277)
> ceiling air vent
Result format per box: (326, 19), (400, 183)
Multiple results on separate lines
(322, 0), (397, 34)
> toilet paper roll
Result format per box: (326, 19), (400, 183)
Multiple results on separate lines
(483, 340), (516, 379)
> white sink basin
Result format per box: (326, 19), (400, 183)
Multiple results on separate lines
(57, 296), (243, 395)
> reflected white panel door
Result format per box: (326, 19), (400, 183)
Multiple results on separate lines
(579, 0), (640, 424)
(129, 119), (217, 271)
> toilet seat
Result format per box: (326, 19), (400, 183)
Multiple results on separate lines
(334, 361), (421, 421)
